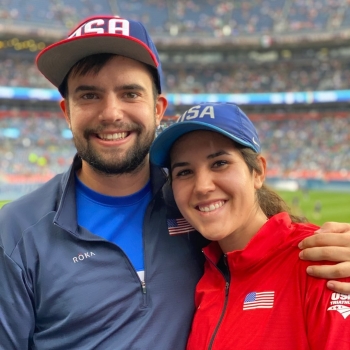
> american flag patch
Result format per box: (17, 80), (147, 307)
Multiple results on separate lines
(167, 218), (195, 235)
(243, 291), (274, 310)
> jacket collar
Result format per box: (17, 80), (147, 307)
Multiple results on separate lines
(54, 154), (168, 235)
(203, 213), (295, 270)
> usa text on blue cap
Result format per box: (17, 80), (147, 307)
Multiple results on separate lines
(150, 102), (261, 168)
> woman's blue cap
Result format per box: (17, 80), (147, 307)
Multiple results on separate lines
(150, 102), (261, 167)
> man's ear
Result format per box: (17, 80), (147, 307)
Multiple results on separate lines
(254, 155), (267, 190)
(155, 94), (168, 127)
(59, 99), (71, 128)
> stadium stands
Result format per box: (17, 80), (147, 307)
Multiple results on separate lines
(1, 0), (350, 199)
(0, 110), (74, 178)
(1, 110), (349, 178)
(1, 54), (350, 93)
(255, 114), (350, 179)
(1, 0), (350, 93)
(0, 0), (112, 28)
(1, 0), (348, 34)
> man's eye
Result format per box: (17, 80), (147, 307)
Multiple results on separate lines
(125, 92), (138, 98)
(82, 93), (97, 100)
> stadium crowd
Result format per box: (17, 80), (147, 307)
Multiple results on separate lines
(255, 114), (350, 179)
(0, 55), (52, 89)
(1, 110), (349, 181)
(1, 0), (350, 196)
(0, 111), (74, 178)
(164, 59), (349, 93)
(1, 54), (350, 94)
(1, 0), (350, 93)
(1, 0), (349, 35)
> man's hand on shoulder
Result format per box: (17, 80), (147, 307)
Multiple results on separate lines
(298, 222), (350, 294)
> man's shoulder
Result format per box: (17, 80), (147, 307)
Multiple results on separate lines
(0, 174), (64, 250)
(2, 173), (63, 213)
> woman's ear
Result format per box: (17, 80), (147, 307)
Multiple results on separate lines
(254, 155), (267, 190)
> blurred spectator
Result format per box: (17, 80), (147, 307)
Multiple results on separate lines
(255, 115), (350, 177)
(0, 110), (75, 177)
(0, 0), (350, 93)
(2, 54), (350, 93)
(1, 0), (350, 199)
(0, 0), (348, 36)
(0, 0), (112, 28)
(1, 110), (349, 178)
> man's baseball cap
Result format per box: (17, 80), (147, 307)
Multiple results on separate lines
(150, 102), (261, 168)
(36, 15), (163, 93)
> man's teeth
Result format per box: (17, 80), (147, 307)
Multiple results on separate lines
(198, 201), (224, 212)
(99, 132), (128, 140)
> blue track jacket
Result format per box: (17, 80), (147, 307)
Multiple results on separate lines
(0, 156), (204, 350)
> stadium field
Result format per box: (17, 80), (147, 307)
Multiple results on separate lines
(0, 200), (10, 208)
(277, 190), (350, 226)
(1, 190), (349, 226)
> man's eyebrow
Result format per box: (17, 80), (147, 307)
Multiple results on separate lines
(73, 84), (146, 94)
(119, 84), (146, 92)
(74, 85), (104, 94)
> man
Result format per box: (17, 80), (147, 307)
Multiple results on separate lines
(0, 15), (349, 349)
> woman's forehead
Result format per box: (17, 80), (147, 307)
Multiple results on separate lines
(174, 130), (234, 149)
(170, 130), (237, 161)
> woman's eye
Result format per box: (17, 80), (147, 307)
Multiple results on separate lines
(175, 169), (192, 177)
(213, 160), (228, 168)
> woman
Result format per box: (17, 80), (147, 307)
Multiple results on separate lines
(150, 102), (350, 349)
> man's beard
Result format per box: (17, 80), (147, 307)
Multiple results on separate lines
(72, 122), (156, 176)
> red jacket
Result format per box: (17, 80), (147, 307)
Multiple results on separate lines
(187, 212), (350, 350)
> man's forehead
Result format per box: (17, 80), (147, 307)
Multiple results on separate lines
(68, 68), (152, 92)
(69, 55), (152, 78)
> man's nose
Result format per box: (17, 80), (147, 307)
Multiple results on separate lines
(99, 94), (123, 123)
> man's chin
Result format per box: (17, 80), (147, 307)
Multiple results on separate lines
(77, 136), (152, 175)
(85, 157), (147, 176)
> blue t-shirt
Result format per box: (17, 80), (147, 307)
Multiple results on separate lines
(75, 175), (152, 281)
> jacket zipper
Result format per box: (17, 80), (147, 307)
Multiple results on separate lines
(60, 226), (149, 307)
(141, 281), (147, 294)
(140, 183), (163, 308)
(207, 254), (230, 350)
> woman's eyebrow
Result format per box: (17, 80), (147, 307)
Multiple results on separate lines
(171, 161), (189, 172)
(207, 150), (230, 159)
(170, 150), (231, 171)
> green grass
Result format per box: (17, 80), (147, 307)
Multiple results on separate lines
(0, 200), (10, 209)
(1, 190), (349, 226)
(276, 190), (350, 226)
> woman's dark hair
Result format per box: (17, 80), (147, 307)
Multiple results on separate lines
(236, 143), (307, 223)
(58, 53), (159, 100)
